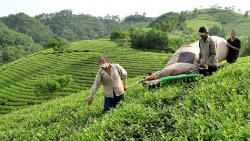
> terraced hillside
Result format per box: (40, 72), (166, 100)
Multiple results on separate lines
(0, 56), (249, 140)
(186, 9), (250, 36)
(0, 39), (172, 115)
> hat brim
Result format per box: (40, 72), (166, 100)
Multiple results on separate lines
(198, 32), (206, 35)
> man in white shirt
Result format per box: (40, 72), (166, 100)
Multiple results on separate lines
(88, 56), (127, 113)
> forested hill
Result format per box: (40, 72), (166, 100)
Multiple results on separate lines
(0, 20), (43, 65)
(1, 8), (250, 66)
(1, 8), (250, 45)
(0, 10), (118, 44)
(0, 9), (152, 65)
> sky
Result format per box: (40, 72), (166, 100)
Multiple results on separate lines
(0, 0), (249, 18)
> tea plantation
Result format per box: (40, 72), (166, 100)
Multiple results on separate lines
(0, 39), (172, 115)
(0, 47), (249, 140)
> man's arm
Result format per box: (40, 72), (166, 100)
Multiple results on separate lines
(227, 43), (240, 51)
(206, 40), (217, 66)
(237, 39), (241, 49)
(227, 39), (241, 51)
(117, 64), (127, 90)
(88, 70), (102, 105)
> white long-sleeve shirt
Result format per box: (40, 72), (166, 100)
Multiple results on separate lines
(90, 64), (127, 98)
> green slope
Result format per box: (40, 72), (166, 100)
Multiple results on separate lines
(186, 8), (250, 36)
(0, 56), (249, 140)
(0, 39), (172, 115)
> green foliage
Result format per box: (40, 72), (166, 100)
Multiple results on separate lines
(0, 21), (33, 46)
(1, 12), (54, 45)
(34, 74), (73, 99)
(2, 46), (24, 63)
(0, 20), (43, 65)
(221, 20), (228, 25)
(209, 25), (226, 38)
(46, 37), (70, 62)
(149, 12), (187, 32)
(56, 74), (74, 88)
(244, 11), (249, 18)
(35, 9), (120, 41)
(239, 36), (250, 57)
(130, 27), (171, 52)
(144, 28), (170, 52)
(110, 27), (130, 41)
(123, 13), (153, 22)
(129, 27), (197, 53)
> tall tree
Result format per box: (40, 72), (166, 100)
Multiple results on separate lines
(46, 37), (70, 62)
(244, 10), (249, 18)
(209, 25), (226, 38)
(34, 74), (73, 99)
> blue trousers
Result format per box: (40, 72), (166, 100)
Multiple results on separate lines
(103, 92), (124, 113)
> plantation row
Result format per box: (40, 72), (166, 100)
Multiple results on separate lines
(0, 39), (169, 115)
(0, 57), (249, 140)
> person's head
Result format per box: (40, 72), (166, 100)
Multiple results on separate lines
(230, 29), (237, 38)
(98, 56), (109, 69)
(198, 26), (209, 39)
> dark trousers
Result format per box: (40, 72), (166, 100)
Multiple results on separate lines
(227, 57), (237, 64)
(200, 66), (217, 76)
(103, 92), (124, 113)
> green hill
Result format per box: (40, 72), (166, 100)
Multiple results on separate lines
(0, 56), (249, 140)
(0, 39), (172, 115)
(186, 8), (250, 37)
(1, 13), (54, 45)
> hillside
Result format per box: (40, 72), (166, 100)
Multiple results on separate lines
(0, 56), (249, 140)
(185, 8), (250, 37)
(0, 39), (172, 115)
(1, 8), (250, 116)
(1, 8), (250, 67)
(1, 13), (54, 45)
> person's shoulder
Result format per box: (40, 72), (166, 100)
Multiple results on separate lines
(208, 36), (215, 43)
(111, 63), (119, 66)
(96, 68), (104, 75)
(236, 38), (241, 41)
(111, 63), (121, 68)
(97, 68), (103, 72)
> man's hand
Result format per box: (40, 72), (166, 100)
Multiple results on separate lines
(88, 97), (93, 105)
(124, 84), (127, 91)
(227, 43), (239, 51)
(195, 58), (201, 65)
(227, 43), (233, 48)
(204, 64), (208, 69)
(199, 64), (208, 70)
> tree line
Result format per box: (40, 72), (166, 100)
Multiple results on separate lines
(110, 10), (250, 56)
(0, 9), (250, 66)
(0, 10), (152, 65)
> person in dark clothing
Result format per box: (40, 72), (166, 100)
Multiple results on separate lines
(226, 29), (241, 63)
